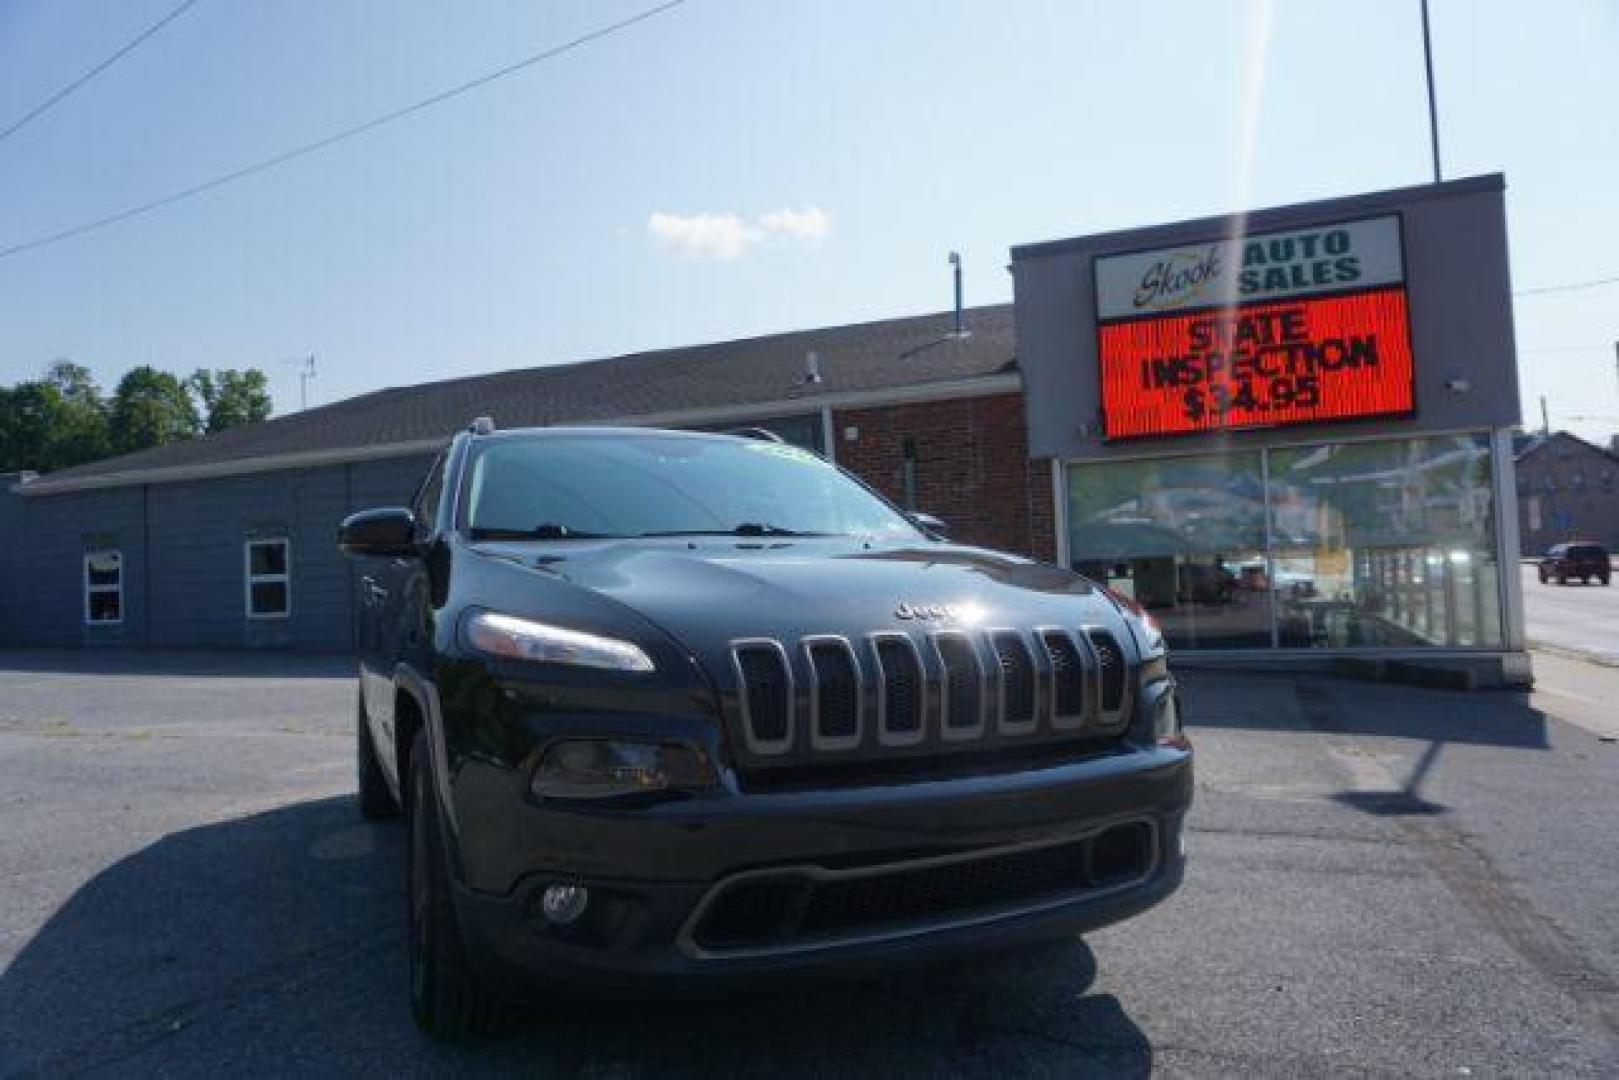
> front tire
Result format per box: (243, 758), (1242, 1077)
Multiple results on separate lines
(407, 730), (502, 1038)
(357, 693), (400, 820)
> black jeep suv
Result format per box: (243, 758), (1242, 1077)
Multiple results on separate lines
(339, 423), (1191, 1036)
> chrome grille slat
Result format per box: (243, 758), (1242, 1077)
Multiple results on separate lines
(930, 630), (988, 741)
(989, 629), (1039, 736)
(1038, 627), (1091, 730)
(804, 636), (863, 751)
(731, 639), (795, 755)
(870, 633), (927, 747)
(1084, 627), (1132, 732)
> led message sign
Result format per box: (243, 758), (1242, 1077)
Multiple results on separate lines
(1093, 216), (1415, 440)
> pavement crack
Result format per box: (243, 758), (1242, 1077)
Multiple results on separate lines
(1300, 681), (1619, 1045)
(38, 924), (403, 1078)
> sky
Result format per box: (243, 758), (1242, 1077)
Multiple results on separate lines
(0, 0), (1615, 446)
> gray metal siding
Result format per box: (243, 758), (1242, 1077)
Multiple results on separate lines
(0, 451), (434, 652)
(11, 488), (149, 647)
(0, 489), (25, 646)
(144, 459), (431, 651)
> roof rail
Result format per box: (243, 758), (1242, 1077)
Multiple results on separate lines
(725, 426), (784, 443)
(468, 416), (496, 435)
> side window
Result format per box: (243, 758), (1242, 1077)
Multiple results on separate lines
(84, 550), (123, 626)
(245, 539), (291, 619)
(414, 455), (446, 532)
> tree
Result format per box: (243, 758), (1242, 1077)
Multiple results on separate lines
(109, 366), (199, 455)
(43, 361), (111, 467)
(0, 361), (111, 473)
(188, 368), (272, 433)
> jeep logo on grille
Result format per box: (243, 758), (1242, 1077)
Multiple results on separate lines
(895, 602), (959, 621)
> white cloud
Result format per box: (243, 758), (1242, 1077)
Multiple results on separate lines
(755, 206), (830, 244)
(647, 205), (831, 260)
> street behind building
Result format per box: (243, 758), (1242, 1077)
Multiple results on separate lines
(1521, 562), (1619, 665)
(2, 650), (1617, 1075)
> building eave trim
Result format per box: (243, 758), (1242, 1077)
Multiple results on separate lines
(16, 372), (1023, 496)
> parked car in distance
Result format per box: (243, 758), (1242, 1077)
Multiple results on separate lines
(338, 421), (1192, 1037)
(1538, 542), (1611, 586)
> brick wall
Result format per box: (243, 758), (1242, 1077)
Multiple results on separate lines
(833, 392), (1057, 563)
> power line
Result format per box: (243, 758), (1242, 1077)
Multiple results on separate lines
(1519, 345), (1613, 356)
(0, 0), (685, 262)
(1514, 273), (1619, 298)
(0, 0), (203, 146)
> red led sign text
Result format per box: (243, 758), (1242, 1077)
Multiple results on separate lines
(1097, 286), (1415, 440)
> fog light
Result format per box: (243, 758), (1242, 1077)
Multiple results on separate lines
(541, 884), (589, 925)
(531, 738), (716, 800)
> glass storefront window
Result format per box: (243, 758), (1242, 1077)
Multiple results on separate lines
(1063, 433), (1505, 651)
(1267, 435), (1501, 648)
(1066, 451), (1273, 650)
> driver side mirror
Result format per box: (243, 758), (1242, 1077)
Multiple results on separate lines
(338, 507), (419, 558)
(909, 511), (948, 538)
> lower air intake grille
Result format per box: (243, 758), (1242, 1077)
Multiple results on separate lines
(687, 820), (1157, 955)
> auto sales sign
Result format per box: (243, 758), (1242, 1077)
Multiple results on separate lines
(1093, 215), (1415, 440)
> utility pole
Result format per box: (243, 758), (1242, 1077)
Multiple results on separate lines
(1540, 395), (1550, 435)
(298, 355), (316, 411)
(948, 251), (964, 335)
(1420, 0), (1443, 183)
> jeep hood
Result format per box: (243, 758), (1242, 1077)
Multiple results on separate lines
(473, 538), (1125, 651)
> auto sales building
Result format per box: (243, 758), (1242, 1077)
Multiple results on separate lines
(0, 174), (1530, 685)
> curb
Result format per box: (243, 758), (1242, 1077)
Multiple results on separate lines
(1528, 642), (1619, 671)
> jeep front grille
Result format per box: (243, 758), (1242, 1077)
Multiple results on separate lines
(729, 626), (1134, 770)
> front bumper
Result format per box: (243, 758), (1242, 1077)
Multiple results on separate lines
(446, 743), (1192, 994)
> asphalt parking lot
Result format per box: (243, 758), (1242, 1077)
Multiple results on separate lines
(3, 650), (1618, 1076)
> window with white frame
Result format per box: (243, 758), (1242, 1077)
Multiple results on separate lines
(244, 539), (291, 619)
(84, 550), (123, 626)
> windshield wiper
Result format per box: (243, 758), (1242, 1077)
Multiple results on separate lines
(641, 523), (831, 538)
(469, 524), (624, 541)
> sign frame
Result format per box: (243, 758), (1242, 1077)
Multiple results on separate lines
(1091, 212), (1418, 443)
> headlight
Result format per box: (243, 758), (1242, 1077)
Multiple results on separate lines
(463, 611), (655, 673)
(1103, 588), (1165, 656)
(532, 738), (716, 800)
(1132, 610), (1165, 656)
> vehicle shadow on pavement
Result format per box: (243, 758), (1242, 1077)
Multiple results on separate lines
(0, 796), (1152, 1077)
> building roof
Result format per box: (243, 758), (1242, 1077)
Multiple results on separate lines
(1513, 429), (1619, 466)
(20, 304), (1018, 495)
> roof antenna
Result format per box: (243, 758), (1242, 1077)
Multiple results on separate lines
(804, 350), (822, 385)
(948, 251), (967, 336)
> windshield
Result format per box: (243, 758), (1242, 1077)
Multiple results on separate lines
(461, 433), (921, 541)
